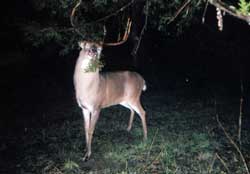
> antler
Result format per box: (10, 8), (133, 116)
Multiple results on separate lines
(103, 17), (132, 46)
(70, 0), (133, 46)
(70, 0), (85, 38)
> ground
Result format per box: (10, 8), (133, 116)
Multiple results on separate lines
(1, 64), (249, 174)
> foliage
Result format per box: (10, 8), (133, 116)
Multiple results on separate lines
(22, 0), (133, 54)
(147, 0), (203, 34)
(20, 0), (204, 55)
(84, 58), (105, 72)
(237, 0), (250, 15)
(10, 0), (250, 55)
(64, 160), (79, 169)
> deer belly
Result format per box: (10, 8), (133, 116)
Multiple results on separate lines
(101, 91), (125, 108)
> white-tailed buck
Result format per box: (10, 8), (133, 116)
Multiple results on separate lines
(73, 41), (147, 161)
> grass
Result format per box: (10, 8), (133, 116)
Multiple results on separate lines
(12, 87), (250, 174)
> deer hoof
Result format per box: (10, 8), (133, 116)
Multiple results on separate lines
(82, 152), (90, 162)
(127, 126), (132, 132)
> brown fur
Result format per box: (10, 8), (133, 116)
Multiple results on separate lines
(73, 41), (147, 161)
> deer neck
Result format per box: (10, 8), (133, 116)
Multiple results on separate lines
(74, 57), (101, 90)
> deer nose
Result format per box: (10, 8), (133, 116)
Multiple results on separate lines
(91, 46), (97, 53)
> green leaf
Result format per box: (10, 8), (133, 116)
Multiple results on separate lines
(84, 58), (105, 72)
(63, 160), (79, 170)
(238, 0), (250, 15)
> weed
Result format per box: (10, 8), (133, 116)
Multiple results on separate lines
(16, 90), (250, 173)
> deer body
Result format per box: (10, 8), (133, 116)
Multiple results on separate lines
(73, 41), (147, 161)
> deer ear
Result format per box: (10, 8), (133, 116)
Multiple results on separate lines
(97, 42), (103, 54)
(98, 41), (103, 46)
(78, 41), (86, 49)
(97, 47), (102, 58)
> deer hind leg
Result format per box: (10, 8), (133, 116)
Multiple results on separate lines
(129, 100), (147, 140)
(120, 102), (135, 131)
(127, 108), (135, 131)
(83, 109), (100, 161)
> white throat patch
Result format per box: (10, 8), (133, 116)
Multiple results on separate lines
(80, 56), (92, 70)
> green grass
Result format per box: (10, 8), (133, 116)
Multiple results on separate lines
(17, 90), (250, 174)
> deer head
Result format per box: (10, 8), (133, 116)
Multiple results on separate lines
(77, 41), (104, 72)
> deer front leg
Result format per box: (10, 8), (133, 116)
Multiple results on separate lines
(82, 109), (91, 161)
(84, 109), (100, 161)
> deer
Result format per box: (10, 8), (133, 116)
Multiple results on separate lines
(73, 41), (147, 161)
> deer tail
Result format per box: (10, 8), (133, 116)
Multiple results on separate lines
(142, 80), (147, 91)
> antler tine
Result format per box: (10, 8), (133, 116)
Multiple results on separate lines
(103, 18), (132, 46)
(70, 0), (133, 46)
(70, 0), (85, 38)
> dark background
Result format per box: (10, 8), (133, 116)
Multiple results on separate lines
(0, 1), (250, 173)
(0, 0), (250, 142)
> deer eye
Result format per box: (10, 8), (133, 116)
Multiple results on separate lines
(85, 43), (91, 49)
(91, 46), (97, 52)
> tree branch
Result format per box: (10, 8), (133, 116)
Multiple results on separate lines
(168, 0), (191, 25)
(89, 0), (134, 24)
(202, 0), (209, 23)
(208, 0), (250, 24)
(238, 79), (244, 145)
(215, 153), (230, 173)
(132, 0), (149, 56)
